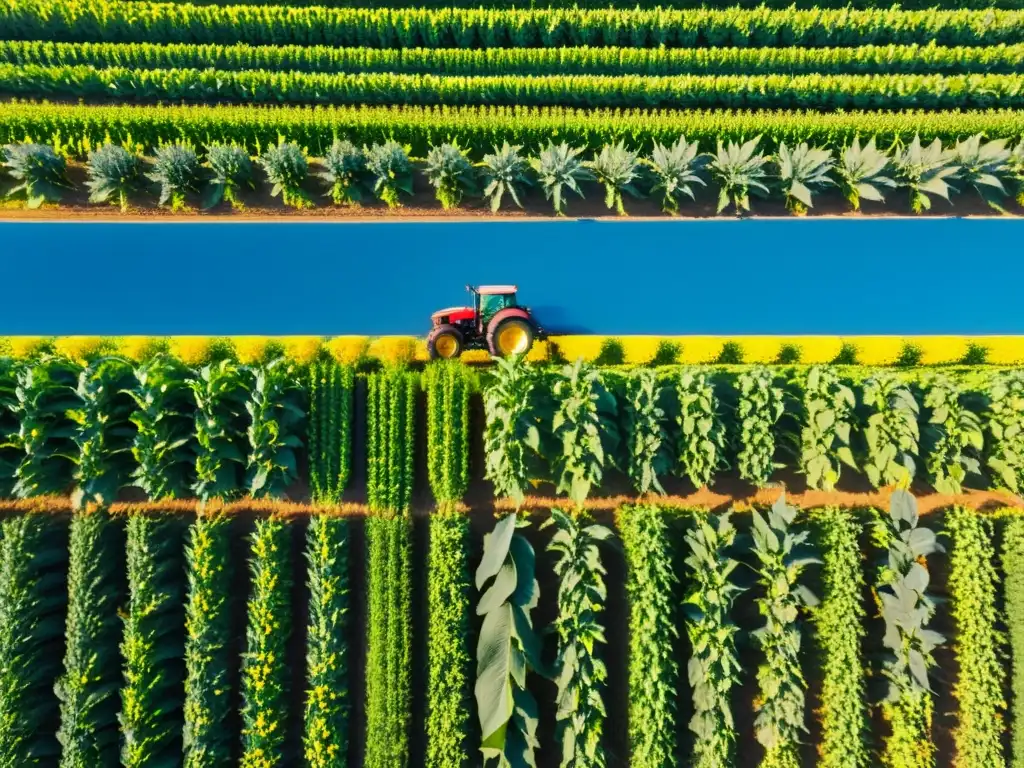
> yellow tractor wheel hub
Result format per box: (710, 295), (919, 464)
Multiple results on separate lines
(497, 323), (530, 356)
(434, 334), (460, 359)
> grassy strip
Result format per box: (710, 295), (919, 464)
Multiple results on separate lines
(4, 1), (1021, 50)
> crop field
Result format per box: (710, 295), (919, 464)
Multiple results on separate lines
(0, 335), (1023, 767)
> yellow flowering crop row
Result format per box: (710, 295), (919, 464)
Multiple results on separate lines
(0, 334), (1020, 366)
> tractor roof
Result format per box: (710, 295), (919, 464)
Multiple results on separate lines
(476, 285), (517, 295)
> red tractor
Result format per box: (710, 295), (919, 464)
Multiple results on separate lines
(427, 285), (546, 360)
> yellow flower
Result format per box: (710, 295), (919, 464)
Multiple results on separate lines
(7, 336), (52, 359)
(169, 336), (217, 366)
(368, 336), (418, 366)
(232, 336), (275, 365)
(460, 349), (491, 364)
(116, 336), (168, 362)
(848, 336), (905, 366)
(737, 336), (784, 364)
(678, 337), (725, 364)
(552, 336), (605, 363)
(912, 336), (969, 365)
(525, 339), (550, 362)
(982, 336), (1024, 365)
(281, 336), (324, 364)
(795, 336), (845, 364)
(52, 336), (113, 364)
(326, 336), (369, 365)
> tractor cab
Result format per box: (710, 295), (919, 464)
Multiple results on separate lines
(471, 285), (518, 329)
(427, 285), (545, 360)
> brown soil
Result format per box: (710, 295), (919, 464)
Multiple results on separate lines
(1, 159), (1018, 221)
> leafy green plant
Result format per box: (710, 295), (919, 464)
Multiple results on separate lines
(366, 367), (417, 513)
(776, 141), (834, 214)
(261, 140), (312, 209)
(148, 142), (201, 209)
(304, 515), (350, 768)
(892, 135), (959, 213)
(481, 141), (532, 213)
(1002, 515), (1024, 768)
(987, 370), (1024, 493)
(204, 142), (254, 209)
(946, 507), (1006, 768)
(717, 341), (744, 364)
(954, 133), (1012, 211)
(365, 140), (414, 208)
(751, 495), (819, 768)
(545, 510), (612, 768)
(710, 136), (770, 214)
(877, 490), (944, 768)
(649, 340), (681, 366)
(775, 344), (802, 364)
(587, 141), (641, 215)
(736, 366), (784, 487)
(85, 142), (142, 211)
(483, 355), (544, 506)
(811, 507), (869, 768)
(861, 374), (920, 488)
(2, 142), (70, 208)
(188, 360), (250, 502)
(799, 366), (856, 490)
(241, 518), (293, 768)
(837, 136), (895, 210)
(593, 338), (625, 366)
(425, 361), (471, 504)
(0, 514), (68, 765)
(0, 359), (17, 498)
(426, 511), (471, 768)
(645, 136), (705, 213)
(619, 505), (678, 768)
(530, 142), (593, 216)
(683, 511), (745, 768)
(475, 512), (543, 768)
(1011, 140), (1024, 205)
(308, 356), (353, 504)
(923, 375), (984, 493)
(183, 514), (233, 768)
(245, 357), (304, 498)
(896, 343), (923, 367)
(624, 368), (670, 495)
(425, 141), (478, 209)
(318, 139), (369, 205)
(676, 368), (727, 488)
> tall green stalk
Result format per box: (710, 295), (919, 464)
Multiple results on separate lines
(425, 361), (471, 504)
(245, 357), (304, 498)
(1003, 515), (1024, 768)
(308, 356), (353, 504)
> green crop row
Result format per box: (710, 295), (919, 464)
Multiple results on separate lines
(9, 64), (1024, 112)
(308, 356), (353, 505)
(5, 0), (1021, 50)
(6, 41), (1024, 78)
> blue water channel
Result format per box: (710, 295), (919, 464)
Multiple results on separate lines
(1, 218), (1022, 335)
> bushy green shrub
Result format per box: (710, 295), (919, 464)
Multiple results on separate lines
(799, 366), (856, 491)
(308, 357), (354, 504)
(861, 373), (919, 488)
(645, 136), (706, 213)
(244, 357), (304, 498)
(531, 141), (593, 215)
(588, 141), (642, 215)
(483, 355), (543, 506)
(624, 368), (670, 494)
(261, 141), (311, 208)
(365, 141), (413, 208)
(481, 141), (532, 212)
(204, 143), (254, 209)
(892, 135), (959, 214)
(923, 375), (984, 493)
(1, 142), (70, 208)
(425, 142), (478, 209)
(736, 366), (784, 487)
(85, 143), (142, 211)
(676, 368), (726, 489)
(188, 360), (249, 501)
(776, 142), (835, 214)
(148, 142), (201, 209)
(318, 139), (369, 205)
(710, 136), (770, 214)
(837, 137), (895, 210)
(986, 370), (1024, 494)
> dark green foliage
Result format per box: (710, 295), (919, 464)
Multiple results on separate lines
(962, 342), (989, 365)
(261, 141), (311, 209)
(861, 374), (920, 488)
(1, 142), (70, 208)
(946, 507), (1006, 768)
(365, 141), (414, 208)
(426, 512), (472, 768)
(924, 375), (984, 493)
(624, 368), (670, 495)
(245, 357), (305, 498)
(811, 507), (869, 768)
(366, 367), (417, 513)
(987, 370), (1024, 493)
(531, 142), (592, 216)
(188, 360), (249, 502)
(183, 514), (233, 768)
(425, 142), (478, 210)
(896, 344), (924, 367)
(0, 358), (20, 498)
(649, 340), (681, 366)
(425, 361), (471, 504)
(85, 143), (142, 211)
(594, 338), (625, 366)
(717, 341), (744, 364)
(119, 513), (186, 768)
(304, 515), (350, 768)
(308, 357), (353, 504)
(619, 505), (678, 767)
(204, 142), (254, 209)
(0, 514), (68, 765)
(241, 518), (294, 768)
(736, 366), (784, 487)
(148, 143), (201, 209)
(1002, 516), (1024, 768)
(832, 343), (859, 365)
(775, 344), (802, 364)
(483, 355), (543, 506)
(676, 368), (726, 489)
(319, 139), (368, 205)
(481, 142), (532, 212)
(799, 366), (856, 491)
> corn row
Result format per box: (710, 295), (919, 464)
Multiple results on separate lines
(425, 361), (470, 505)
(366, 368), (417, 514)
(308, 357), (353, 505)
(6, 40), (1024, 77)
(4, 0), (1021, 50)
(95, 0), (1024, 10)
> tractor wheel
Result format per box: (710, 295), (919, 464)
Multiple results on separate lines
(427, 325), (464, 360)
(488, 318), (534, 358)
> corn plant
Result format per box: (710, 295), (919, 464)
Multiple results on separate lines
(710, 136), (770, 214)
(366, 367), (417, 513)
(619, 504), (678, 768)
(245, 357), (305, 498)
(736, 366), (784, 487)
(426, 511), (471, 768)
(684, 511), (745, 768)
(1002, 516), (1024, 768)
(954, 133), (1012, 211)
(876, 490), (943, 768)
(85, 142), (142, 211)
(483, 355), (545, 506)
(861, 374), (920, 488)
(241, 518), (293, 768)
(183, 514), (234, 768)
(923, 375), (984, 494)
(545, 510), (613, 768)
(751, 495), (819, 768)
(0, 514), (68, 766)
(837, 136), (896, 210)
(551, 360), (619, 505)
(645, 136), (705, 213)
(799, 366), (856, 490)
(365, 140), (414, 208)
(587, 141), (641, 215)
(676, 368), (727, 489)
(892, 135), (960, 213)
(481, 141), (532, 213)
(148, 142), (201, 209)
(188, 360), (250, 502)
(425, 141), (478, 209)
(776, 142), (835, 214)
(261, 141), (312, 209)
(308, 356), (353, 504)
(2, 142), (70, 208)
(530, 142), (593, 216)
(304, 515), (350, 768)
(425, 360), (471, 504)
(946, 507), (1006, 768)
(203, 142), (254, 209)
(987, 370), (1024, 493)
(811, 507), (869, 768)
(624, 368), (670, 495)
(318, 139), (369, 205)
(475, 512), (542, 768)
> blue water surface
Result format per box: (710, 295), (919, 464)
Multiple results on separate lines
(1, 218), (1022, 335)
